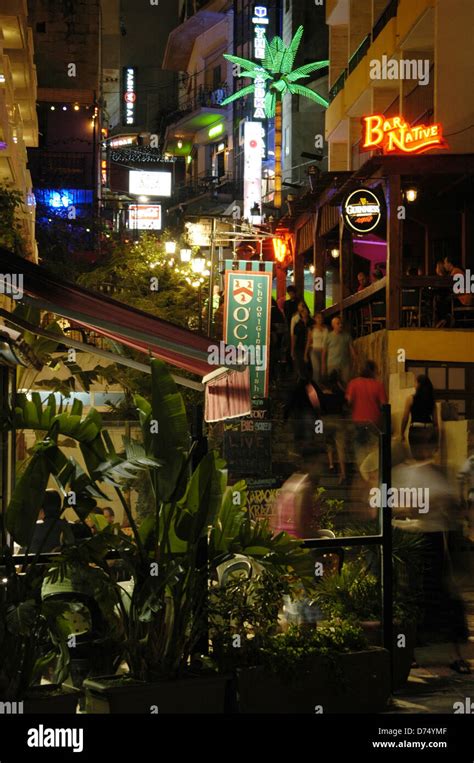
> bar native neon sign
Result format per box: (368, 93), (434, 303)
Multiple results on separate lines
(361, 115), (448, 154)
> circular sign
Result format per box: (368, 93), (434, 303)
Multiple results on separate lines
(124, 91), (136, 103)
(343, 188), (382, 233)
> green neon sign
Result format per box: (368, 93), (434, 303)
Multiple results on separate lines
(208, 123), (224, 138)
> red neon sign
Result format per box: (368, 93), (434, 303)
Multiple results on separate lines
(361, 115), (448, 155)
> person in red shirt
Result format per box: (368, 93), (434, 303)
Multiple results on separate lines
(346, 360), (387, 426)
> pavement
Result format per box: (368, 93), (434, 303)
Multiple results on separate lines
(385, 643), (474, 714)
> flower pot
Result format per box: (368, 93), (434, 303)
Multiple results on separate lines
(83, 673), (231, 714)
(237, 648), (390, 714)
(23, 684), (80, 714)
(360, 621), (417, 690)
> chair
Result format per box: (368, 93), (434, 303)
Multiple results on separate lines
(361, 301), (386, 334)
(401, 289), (421, 327)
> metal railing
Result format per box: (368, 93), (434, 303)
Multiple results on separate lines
(328, 69), (347, 102)
(348, 34), (371, 75)
(372, 0), (399, 42)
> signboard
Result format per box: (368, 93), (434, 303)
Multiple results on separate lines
(343, 188), (382, 234)
(185, 220), (212, 246)
(224, 269), (271, 398)
(243, 121), (263, 223)
(129, 170), (172, 197)
(122, 67), (136, 126)
(223, 418), (272, 480)
(361, 115), (447, 154)
(128, 204), (162, 230)
(250, 5), (268, 158)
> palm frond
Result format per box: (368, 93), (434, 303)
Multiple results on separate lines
(264, 90), (277, 118)
(287, 60), (329, 82)
(287, 83), (329, 108)
(280, 25), (304, 74)
(223, 54), (260, 74)
(263, 38), (276, 70)
(221, 84), (255, 107)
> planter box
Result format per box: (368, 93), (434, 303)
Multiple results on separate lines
(237, 648), (390, 714)
(84, 673), (230, 714)
(24, 684), (80, 714)
(361, 621), (417, 690)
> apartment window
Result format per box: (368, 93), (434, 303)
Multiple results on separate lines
(36, 22), (46, 33)
(213, 65), (222, 90)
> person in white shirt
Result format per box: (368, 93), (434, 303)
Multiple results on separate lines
(304, 312), (328, 384)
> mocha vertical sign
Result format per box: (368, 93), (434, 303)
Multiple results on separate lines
(224, 269), (271, 399)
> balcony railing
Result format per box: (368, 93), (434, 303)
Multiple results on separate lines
(328, 69), (347, 102)
(28, 150), (92, 187)
(182, 84), (229, 112)
(348, 34), (371, 75)
(372, 0), (399, 42)
(328, 0), (400, 103)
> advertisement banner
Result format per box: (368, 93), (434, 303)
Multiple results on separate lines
(243, 121), (263, 223)
(224, 269), (271, 399)
(128, 204), (162, 230)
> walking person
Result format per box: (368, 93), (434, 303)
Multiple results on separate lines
(346, 360), (387, 469)
(322, 316), (356, 384)
(392, 428), (471, 674)
(291, 301), (313, 381)
(304, 312), (328, 384)
(400, 374), (439, 457)
(316, 370), (348, 485)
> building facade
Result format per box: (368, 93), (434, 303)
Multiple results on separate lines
(0, 0), (38, 259)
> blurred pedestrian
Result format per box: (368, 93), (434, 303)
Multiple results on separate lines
(304, 312), (328, 384)
(401, 374), (439, 456)
(322, 316), (356, 384)
(291, 301), (313, 381)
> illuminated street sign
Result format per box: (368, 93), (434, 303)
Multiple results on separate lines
(243, 121), (263, 223)
(343, 188), (382, 233)
(128, 204), (162, 230)
(361, 115), (447, 154)
(122, 67), (136, 126)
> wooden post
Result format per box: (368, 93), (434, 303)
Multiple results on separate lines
(294, 235), (304, 300)
(276, 263), (287, 302)
(386, 175), (402, 329)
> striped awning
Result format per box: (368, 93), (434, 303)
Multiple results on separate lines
(0, 249), (214, 377)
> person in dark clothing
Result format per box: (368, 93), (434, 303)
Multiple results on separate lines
(283, 285), (298, 328)
(270, 297), (285, 382)
(291, 301), (313, 381)
(401, 374), (439, 456)
(315, 371), (348, 484)
(29, 490), (68, 554)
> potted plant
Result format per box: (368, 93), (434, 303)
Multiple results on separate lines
(312, 528), (424, 691)
(209, 574), (390, 715)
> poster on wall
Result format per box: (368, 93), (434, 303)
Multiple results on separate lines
(223, 269), (271, 399)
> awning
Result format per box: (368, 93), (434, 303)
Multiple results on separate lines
(0, 248), (214, 377)
(203, 367), (251, 422)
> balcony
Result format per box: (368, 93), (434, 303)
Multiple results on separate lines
(372, 0), (399, 42)
(28, 150), (92, 188)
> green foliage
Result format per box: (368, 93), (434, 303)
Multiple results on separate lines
(259, 621), (368, 681)
(313, 562), (380, 621)
(209, 570), (289, 671)
(222, 26), (329, 117)
(78, 232), (207, 331)
(0, 186), (26, 256)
